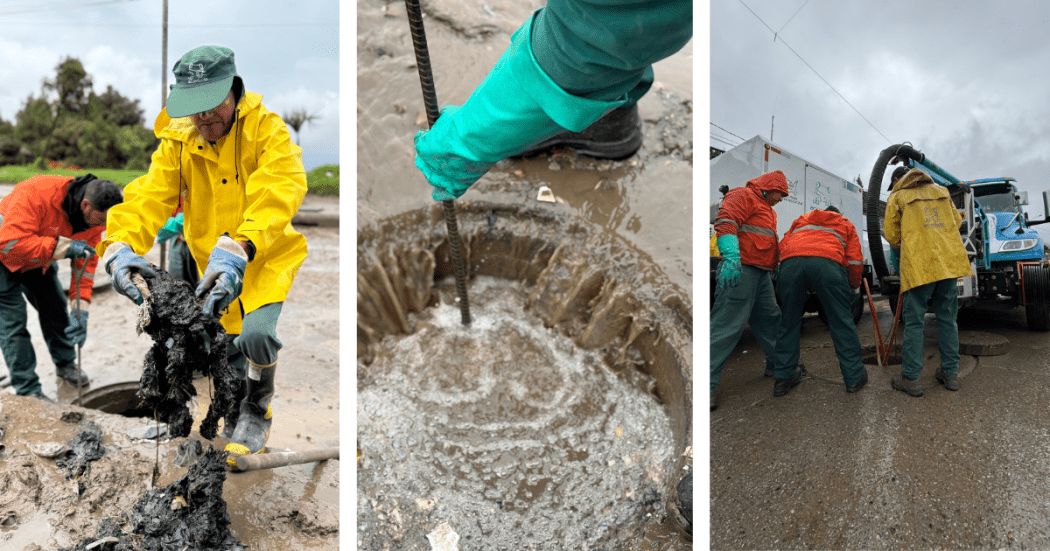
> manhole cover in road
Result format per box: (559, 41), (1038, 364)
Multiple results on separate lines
(357, 203), (693, 549)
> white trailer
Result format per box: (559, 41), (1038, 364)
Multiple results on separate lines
(710, 135), (870, 323)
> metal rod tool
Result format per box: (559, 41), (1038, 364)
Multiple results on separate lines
(405, 0), (472, 325)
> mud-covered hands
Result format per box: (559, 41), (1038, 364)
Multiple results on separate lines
(195, 235), (248, 318)
(103, 243), (156, 305)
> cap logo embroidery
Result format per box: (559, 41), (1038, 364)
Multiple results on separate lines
(188, 63), (207, 83)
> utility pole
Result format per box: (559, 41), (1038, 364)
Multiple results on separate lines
(160, 0), (169, 271)
(770, 115), (775, 142)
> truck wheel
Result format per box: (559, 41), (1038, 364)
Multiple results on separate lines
(1023, 264), (1050, 331)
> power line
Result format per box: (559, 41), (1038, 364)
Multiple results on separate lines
(0, 22), (337, 28)
(710, 122), (747, 143)
(710, 134), (739, 149)
(775, 0), (814, 37)
(736, 0), (891, 145)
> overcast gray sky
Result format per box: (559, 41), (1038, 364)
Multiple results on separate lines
(711, 1), (1050, 240)
(0, 0), (338, 170)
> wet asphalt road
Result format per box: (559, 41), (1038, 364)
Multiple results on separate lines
(710, 296), (1050, 550)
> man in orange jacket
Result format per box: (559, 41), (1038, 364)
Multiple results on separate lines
(710, 170), (790, 411)
(0, 174), (122, 400)
(771, 206), (867, 397)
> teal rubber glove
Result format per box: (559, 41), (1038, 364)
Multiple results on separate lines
(65, 309), (89, 346)
(65, 240), (96, 260)
(195, 235), (248, 318)
(716, 234), (742, 289)
(889, 247), (900, 271)
(105, 244), (156, 305)
(414, 11), (625, 201)
(157, 212), (184, 243)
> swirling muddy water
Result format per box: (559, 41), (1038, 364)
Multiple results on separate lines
(357, 204), (692, 549)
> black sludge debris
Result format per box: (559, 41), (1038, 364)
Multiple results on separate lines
(138, 268), (239, 439)
(60, 447), (244, 551)
(55, 420), (105, 494)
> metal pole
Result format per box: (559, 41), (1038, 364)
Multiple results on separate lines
(159, 0), (169, 272)
(405, 0), (471, 325)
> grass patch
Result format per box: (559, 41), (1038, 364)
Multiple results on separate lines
(0, 166), (145, 187)
(307, 164), (339, 196)
(0, 164), (340, 196)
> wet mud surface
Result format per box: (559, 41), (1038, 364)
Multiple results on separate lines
(358, 204), (693, 549)
(59, 447), (242, 551)
(712, 296), (1050, 550)
(0, 224), (339, 550)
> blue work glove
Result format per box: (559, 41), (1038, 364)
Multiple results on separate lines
(104, 244), (156, 305)
(715, 234), (742, 290)
(889, 247), (900, 272)
(156, 212), (184, 243)
(65, 309), (89, 346)
(195, 235), (248, 318)
(414, 13), (623, 201)
(65, 240), (96, 260)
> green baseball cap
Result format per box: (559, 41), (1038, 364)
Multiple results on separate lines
(167, 46), (238, 118)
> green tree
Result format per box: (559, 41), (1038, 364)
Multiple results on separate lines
(37, 57), (93, 167)
(283, 108), (319, 146)
(88, 85), (145, 126)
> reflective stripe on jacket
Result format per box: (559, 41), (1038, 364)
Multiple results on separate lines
(883, 169), (971, 293)
(713, 176), (782, 270)
(0, 175), (102, 303)
(780, 209), (864, 288)
(98, 91), (308, 334)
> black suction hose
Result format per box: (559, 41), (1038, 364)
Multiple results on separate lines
(405, 0), (471, 325)
(866, 143), (925, 283)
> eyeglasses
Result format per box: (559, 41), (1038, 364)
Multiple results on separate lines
(192, 95), (233, 119)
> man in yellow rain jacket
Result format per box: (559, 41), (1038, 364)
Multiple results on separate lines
(883, 168), (971, 396)
(98, 46), (307, 461)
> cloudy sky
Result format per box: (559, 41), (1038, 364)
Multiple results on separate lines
(711, 1), (1050, 239)
(0, 0), (338, 170)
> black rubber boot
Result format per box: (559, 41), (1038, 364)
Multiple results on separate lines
(514, 103), (643, 160)
(668, 470), (692, 539)
(56, 361), (90, 388)
(225, 359), (275, 465)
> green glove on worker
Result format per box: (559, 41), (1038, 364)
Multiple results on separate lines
(715, 234), (742, 289)
(414, 12), (628, 201)
(157, 212), (184, 243)
(889, 247), (900, 272)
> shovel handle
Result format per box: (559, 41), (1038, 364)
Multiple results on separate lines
(231, 448), (340, 472)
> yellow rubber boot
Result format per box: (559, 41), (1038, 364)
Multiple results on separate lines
(225, 359), (275, 466)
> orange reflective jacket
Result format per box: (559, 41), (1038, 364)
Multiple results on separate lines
(780, 209), (864, 288)
(713, 171), (788, 270)
(0, 175), (102, 303)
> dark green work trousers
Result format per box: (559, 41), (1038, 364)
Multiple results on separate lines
(710, 264), (780, 392)
(901, 278), (959, 380)
(773, 256), (864, 387)
(0, 262), (75, 395)
(225, 301), (284, 380)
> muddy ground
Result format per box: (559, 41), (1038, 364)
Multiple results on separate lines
(712, 295), (1050, 550)
(357, 0), (693, 549)
(0, 218), (339, 550)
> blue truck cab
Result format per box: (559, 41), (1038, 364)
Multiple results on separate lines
(963, 178), (1044, 265)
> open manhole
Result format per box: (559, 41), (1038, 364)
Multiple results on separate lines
(72, 382), (154, 419)
(862, 345), (903, 366)
(357, 202), (693, 548)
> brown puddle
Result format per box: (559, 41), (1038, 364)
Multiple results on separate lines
(358, 202), (692, 549)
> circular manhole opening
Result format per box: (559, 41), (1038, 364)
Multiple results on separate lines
(358, 203), (693, 548)
(72, 382), (154, 418)
(862, 344), (903, 366)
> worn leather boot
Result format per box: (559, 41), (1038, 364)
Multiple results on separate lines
(891, 373), (924, 397)
(515, 103), (643, 160)
(935, 368), (959, 391)
(772, 364), (805, 397)
(56, 361), (90, 388)
(225, 359), (275, 465)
